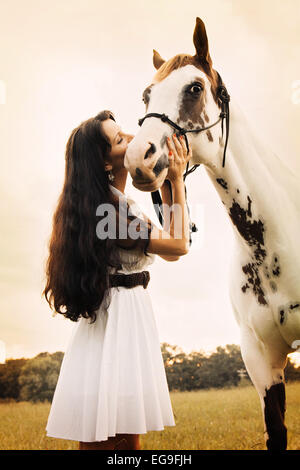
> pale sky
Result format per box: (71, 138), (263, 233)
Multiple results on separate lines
(0, 0), (299, 364)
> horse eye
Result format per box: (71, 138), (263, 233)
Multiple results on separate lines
(190, 85), (202, 94)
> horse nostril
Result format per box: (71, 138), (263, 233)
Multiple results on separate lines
(135, 167), (143, 178)
(144, 143), (156, 160)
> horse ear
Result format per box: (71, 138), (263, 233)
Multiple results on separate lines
(153, 49), (165, 70)
(193, 17), (213, 69)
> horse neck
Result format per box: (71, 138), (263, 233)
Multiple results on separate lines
(205, 98), (299, 250)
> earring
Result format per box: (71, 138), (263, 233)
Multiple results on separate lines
(107, 170), (115, 182)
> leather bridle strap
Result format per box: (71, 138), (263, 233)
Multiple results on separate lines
(138, 111), (225, 162)
(218, 85), (230, 168)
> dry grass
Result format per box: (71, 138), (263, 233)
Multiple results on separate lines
(0, 383), (299, 450)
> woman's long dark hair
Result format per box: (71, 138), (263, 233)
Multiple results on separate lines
(43, 110), (152, 323)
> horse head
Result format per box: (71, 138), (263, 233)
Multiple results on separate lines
(125, 17), (229, 192)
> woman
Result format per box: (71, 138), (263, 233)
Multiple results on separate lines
(43, 110), (191, 450)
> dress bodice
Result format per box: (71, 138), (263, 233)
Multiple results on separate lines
(107, 184), (156, 274)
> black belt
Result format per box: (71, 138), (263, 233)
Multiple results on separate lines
(109, 271), (150, 289)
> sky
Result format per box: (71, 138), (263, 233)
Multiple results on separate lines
(0, 0), (300, 364)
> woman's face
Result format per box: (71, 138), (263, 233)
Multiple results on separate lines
(102, 118), (133, 172)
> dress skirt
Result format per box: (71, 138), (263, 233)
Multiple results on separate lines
(46, 284), (175, 442)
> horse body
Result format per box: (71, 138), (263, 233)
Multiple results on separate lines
(125, 18), (300, 450)
(210, 98), (300, 348)
(208, 98), (300, 447)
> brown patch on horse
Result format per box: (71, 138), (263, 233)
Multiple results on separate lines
(177, 76), (207, 125)
(206, 130), (213, 142)
(204, 110), (209, 123)
(142, 84), (153, 111)
(264, 383), (287, 451)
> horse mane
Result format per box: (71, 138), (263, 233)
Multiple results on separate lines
(154, 54), (196, 82)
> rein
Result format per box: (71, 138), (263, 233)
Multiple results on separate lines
(138, 76), (230, 245)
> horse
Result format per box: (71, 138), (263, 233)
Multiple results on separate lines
(124, 17), (300, 451)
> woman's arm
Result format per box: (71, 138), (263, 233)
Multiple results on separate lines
(160, 179), (173, 233)
(147, 179), (189, 258)
(146, 135), (191, 259)
(158, 180), (179, 261)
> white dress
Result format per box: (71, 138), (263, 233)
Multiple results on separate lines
(46, 185), (175, 442)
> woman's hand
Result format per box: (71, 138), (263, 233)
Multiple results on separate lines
(166, 134), (192, 183)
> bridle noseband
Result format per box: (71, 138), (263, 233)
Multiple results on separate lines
(137, 76), (230, 245)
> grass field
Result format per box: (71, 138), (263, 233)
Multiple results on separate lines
(0, 383), (299, 450)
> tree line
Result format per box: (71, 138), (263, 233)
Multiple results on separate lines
(0, 344), (299, 402)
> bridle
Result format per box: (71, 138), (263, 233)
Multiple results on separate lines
(138, 84), (230, 168)
(137, 75), (230, 245)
